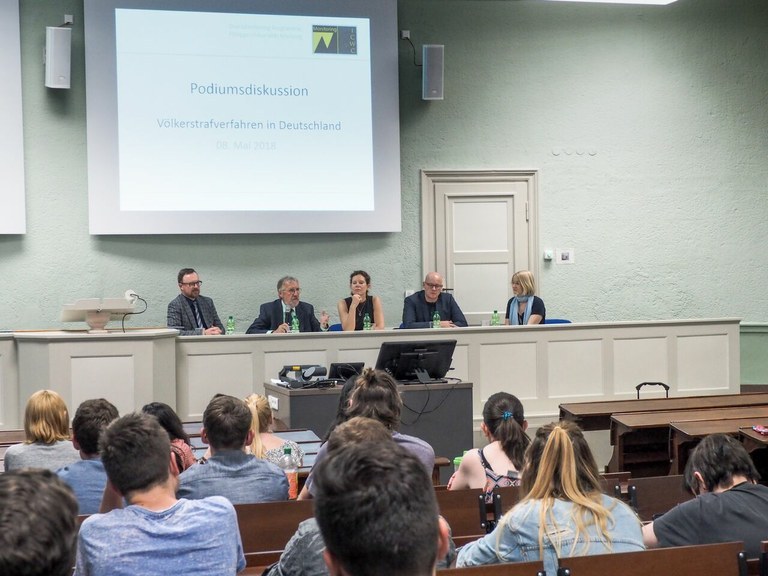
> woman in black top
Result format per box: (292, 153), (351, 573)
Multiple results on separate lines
(337, 270), (385, 330)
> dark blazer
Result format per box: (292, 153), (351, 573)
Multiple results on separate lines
(246, 300), (322, 334)
(401, 291), (468, 329)
(167, 294), (224, 336)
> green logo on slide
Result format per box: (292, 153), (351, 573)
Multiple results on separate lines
(313, 25), (357, 55)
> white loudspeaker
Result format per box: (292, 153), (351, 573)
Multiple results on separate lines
(45, 26), (72, 89)
(422, 44), (444, 101)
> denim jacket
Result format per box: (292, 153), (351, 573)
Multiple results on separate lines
(177, 449), (289, 504)
(456, 494), (644, 575)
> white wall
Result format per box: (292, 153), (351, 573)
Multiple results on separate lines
(4, 0), (767, 331)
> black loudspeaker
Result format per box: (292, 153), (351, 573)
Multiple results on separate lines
(45, 26), (72, 89)
(422, 44), (444, 101)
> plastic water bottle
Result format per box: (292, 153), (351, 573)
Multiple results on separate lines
(290, 311), (300, 333)
(278, 446), (300, 499)
(432, 310), (441, 328)
(226, 315), (235, 335)
(363, 313), (372, 331)
(490, 310), (500, 326)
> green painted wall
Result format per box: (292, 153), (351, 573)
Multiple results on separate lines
(5, 0), (768, 364)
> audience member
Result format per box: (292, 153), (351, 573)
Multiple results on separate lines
(337, 270), (385, 330)
(57, 398), (119, 514)
(142, 401), (197, 474)
(0, 469), (78, 576)
(457, 421), (643, 573)
(505, 270), (545, 325)
(314, 440), (450, 576)
(448, 392), (529, 499)
(300, 368), (435, 499)
(402, 271), (468, 328)
(246, 276), (329, 333)
(266, 417), (398, 576)
(245, 393), (304, 465)
(643, 432), (768, 558)
(75, 412), (245, 575)
(321, 375), (358, 442)
(166, 267), (224, 335)
(177, 394), (288, 503)
(4, 389), (79, 471)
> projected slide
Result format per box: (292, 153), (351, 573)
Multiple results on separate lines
(116, 10), (373, 212)
(84, 0), (400, 234)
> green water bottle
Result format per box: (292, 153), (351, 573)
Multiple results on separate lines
(363, 313), (372, 331)
(226, 315), (235, 335)
(290, 311), (300, 333)
(432, 310), (441, 329)
(490, 310), (500, 326)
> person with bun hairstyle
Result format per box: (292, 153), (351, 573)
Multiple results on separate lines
(457, 421), (643, 574)
(448, 392), (529, 499)
(299, 368), (435, 499)
(337, 270), (385, 331)
(141, 402), (197, 474)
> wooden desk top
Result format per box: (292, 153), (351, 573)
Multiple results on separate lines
(612, 404), (768, 432)
(560, 392), (768, 431)
(670, 417), (768, 440)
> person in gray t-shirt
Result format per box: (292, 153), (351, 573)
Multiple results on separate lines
(75, 413), (245, 576)
(299, 369), (435, 499)
(4, 390), (79, 472)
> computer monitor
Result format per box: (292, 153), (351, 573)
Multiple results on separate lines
(328, 362), (364, 380)
(375, 340), (456, 384)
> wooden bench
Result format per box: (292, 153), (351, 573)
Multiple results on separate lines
(556, 541), (747, 576)
(626, 475), (693, 522)
(560, 392), (768, 432)
(234, 499), (314, 563)
(439, 560), (545, 575)
(610, 405), (768, 476)
(435, 488), (486, 546)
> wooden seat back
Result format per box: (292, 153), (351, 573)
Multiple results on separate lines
(435, 488), (485, 545)
(234, 499), (314, 555)
(627, 474), (693, 521)
(556, 541), (747, 576)
(440, 560), (545, 575)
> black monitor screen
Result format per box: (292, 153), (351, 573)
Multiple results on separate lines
(375, 340), (456, 383)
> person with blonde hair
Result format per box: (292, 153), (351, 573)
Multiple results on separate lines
(245, 393), (304, 466)
(456, 421), (643, 574)
(4, 390), (79, 471)
(505, 270), (546, 325)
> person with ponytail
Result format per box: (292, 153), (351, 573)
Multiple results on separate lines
(456, 421), (643, 574)
(244, 394), (304, 466)
(448, 392), (529, 498)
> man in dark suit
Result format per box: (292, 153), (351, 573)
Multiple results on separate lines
(402, 272), (468, 329)
(167, 268), (224, 336)
(246, 276), (328, 334)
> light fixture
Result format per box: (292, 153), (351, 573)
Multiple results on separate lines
(545, 0), (677, 4)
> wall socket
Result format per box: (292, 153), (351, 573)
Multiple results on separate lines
(268, 395), (279, 411)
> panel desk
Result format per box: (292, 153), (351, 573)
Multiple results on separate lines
(264, 380), (473, 483)
(560, 392), (768, 432)
(609, 404), (768, 476)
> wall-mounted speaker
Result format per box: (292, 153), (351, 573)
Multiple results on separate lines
(422, 44), (444, 101)
(45, 26), (72, 89)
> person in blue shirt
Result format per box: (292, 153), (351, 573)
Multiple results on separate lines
(177, 394), (289, 504)
(76, 413), (245, 576)
(57, 398), (119, 514)
(457, 421), (643, 574)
